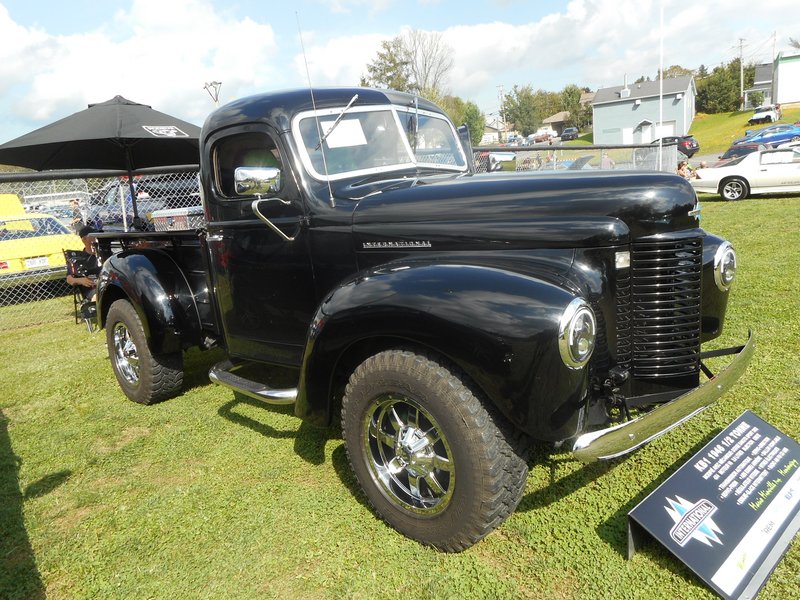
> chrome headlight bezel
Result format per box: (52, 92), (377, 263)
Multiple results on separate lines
(713, 241), (737, 291)
(558, 298), (597, 370)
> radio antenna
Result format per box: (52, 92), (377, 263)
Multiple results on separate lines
(296, 12), (335, 207)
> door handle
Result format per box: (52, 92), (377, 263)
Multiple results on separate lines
(251, 198), (298, 242)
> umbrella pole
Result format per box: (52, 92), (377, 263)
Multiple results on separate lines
(127, 174), (140, 224)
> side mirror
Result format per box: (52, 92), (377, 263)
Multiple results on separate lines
(457, 124), (475, 173)
(234, 167), (281, 196)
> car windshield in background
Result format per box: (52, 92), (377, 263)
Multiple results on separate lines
(293, 105), (467, 181)
(0, 216), (70, 239)
(718, 155), (748, 168)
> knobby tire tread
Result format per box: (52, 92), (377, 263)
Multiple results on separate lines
(342, 348), (529, 552)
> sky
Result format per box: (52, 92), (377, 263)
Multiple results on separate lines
(0, 0), (797, 142)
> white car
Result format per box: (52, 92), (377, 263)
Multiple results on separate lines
(691, 147), (800, 200)
(747, 105), (780, 125)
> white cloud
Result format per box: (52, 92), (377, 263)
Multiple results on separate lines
(0, 0), (798, 141)
(293, 32), (386, 88)
(0, 0), (281, 134)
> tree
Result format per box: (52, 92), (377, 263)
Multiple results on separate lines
(361, 30), (454, 99)
(503, 85), (538, 136)
(403, 30), (454, 97)
(462, 102), (485, 146)
(659, 65), (693, 79)
(436, 95), (485, 146)
(360, 37), (413, 93)
(695, 58), (755, 113)
(560, 84), (583, 126)
(790, 37), (800, 49)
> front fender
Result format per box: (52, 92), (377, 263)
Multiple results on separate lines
(295, 262), (590, 440)
(97, 249), (202, 354)
(701, 232), (732, 341)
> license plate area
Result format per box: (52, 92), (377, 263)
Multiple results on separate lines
(25, 256), (48, 269)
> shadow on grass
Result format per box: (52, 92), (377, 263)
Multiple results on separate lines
(182, 346), (228, 393)
(330, 443), (374, 512)
(23, 470), (71, 500)
(595, 430), (723, 558)
(0, 410), (45, 599)
(215, 388), (372, 510)
(217, 393), (335, 466)
(517, 443), (622, 513)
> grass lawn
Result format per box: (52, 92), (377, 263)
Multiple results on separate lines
(689, 106), (800, 156)
(2, 194), (800, 599)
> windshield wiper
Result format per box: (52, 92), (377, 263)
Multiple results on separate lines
(315, 94), (359, 150)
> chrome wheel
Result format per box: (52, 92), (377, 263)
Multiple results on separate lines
(112, 321), (140, 387)
(722, 178), (748, 201)
(363, 394), (454, 515)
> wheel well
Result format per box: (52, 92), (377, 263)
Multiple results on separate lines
(329, 336), (487, 422)
(718, 175), (749, 194)
(99, 285), (131, 329)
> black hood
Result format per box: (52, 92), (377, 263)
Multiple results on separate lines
(351, 170), (700, 250)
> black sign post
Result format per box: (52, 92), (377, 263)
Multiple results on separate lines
(628, 410), (800, 599)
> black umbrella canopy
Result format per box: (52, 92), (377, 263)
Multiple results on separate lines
(0, 95), (201, 171)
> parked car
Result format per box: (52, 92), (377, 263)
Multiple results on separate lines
(691, 147), (800, 200)
(0, 212), (83, 288)
(748, 105), (780, 125)
(733, 124), (800, 147)
(532, 126), (556, 143)
(716, 143), (766, 165)
(87, 174), (198, 230)
(651, 135), (700, 158)
(560, 127), (579, 141)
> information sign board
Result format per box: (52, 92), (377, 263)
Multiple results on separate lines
(628, 411), (800, 599)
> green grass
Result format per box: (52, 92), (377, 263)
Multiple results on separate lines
(2, 195), (800, 599)
(689, 106), (800, 156)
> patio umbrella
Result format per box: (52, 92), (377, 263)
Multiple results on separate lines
(0, 95), (201, 224)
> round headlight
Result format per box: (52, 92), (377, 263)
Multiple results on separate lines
(558, 298), (597, 369)
(714, 242), (737, 291)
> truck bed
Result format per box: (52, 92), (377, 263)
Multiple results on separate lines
(95, 229), (220, 340)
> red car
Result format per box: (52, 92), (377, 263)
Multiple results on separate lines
(652, 135), (700, 158)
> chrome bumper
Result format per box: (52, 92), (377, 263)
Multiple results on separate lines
(572, 331), (754, 462)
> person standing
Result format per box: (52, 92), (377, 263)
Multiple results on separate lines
(69, 198), (84, 233)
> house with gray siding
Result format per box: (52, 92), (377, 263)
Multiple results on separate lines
(744, 63), (774, 107)
(592, 76), (696, 145)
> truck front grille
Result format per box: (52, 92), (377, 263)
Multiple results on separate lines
(618, 236), (703, 378)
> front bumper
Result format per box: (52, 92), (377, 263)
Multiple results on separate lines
(572, 331), (754, 462)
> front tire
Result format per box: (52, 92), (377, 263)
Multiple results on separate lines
(720, 177), (749, 201)
(341, 349), (529, 551)
(105, 299), (184, 404)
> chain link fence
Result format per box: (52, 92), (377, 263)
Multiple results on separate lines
(472, 143), (680, 173)
(0, 169), (200, 331)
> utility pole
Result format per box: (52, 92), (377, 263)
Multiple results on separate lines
(739, 38), (745, 110)
(497, 84), (505, 143)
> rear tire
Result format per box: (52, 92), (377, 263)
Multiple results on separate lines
(720, 177), (749, 201)
(341, 349), (529, 551)
(105, 299), (184, 404)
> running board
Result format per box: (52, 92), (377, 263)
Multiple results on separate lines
(208, 360), (297, 406)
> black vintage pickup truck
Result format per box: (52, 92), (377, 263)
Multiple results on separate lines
(94, 87), (753, 551)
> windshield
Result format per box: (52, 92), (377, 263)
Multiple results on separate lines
(293, 104), (467, 181)
(0, 216), (70, 240)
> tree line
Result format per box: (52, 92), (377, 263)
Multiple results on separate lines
(360, 29), (781, 142)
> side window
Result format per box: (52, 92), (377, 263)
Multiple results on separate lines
(214, 132), (282, 198)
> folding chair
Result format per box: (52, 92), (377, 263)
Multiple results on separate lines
(63, 249), (97, 333)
